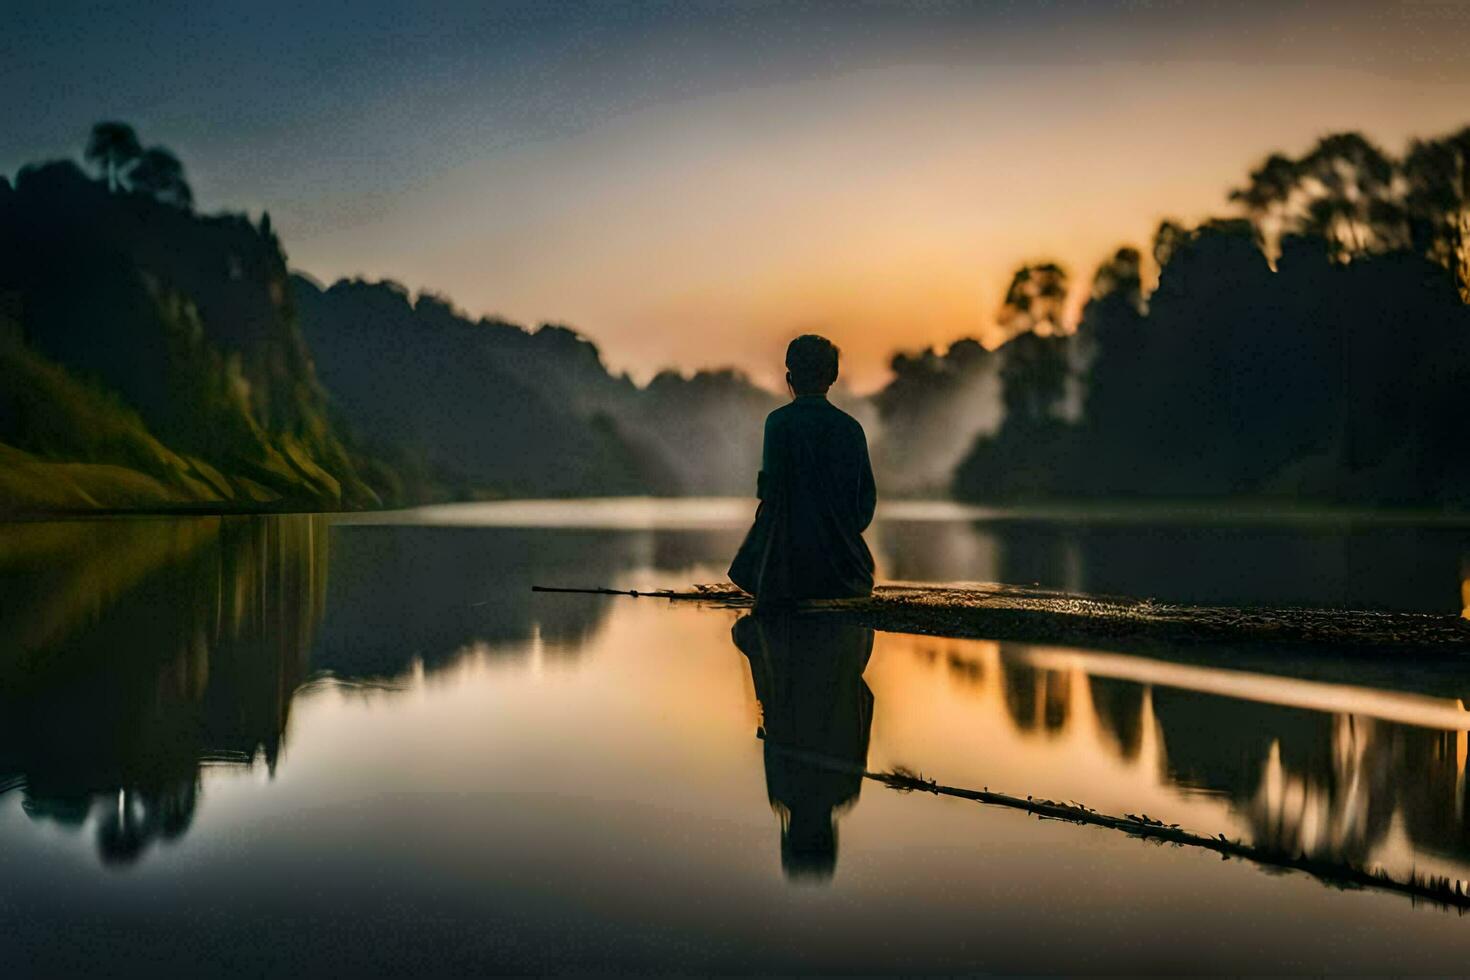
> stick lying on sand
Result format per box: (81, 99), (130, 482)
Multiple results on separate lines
(531, 582), (1470, 655)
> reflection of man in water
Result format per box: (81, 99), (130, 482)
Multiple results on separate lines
(731, 613), (875, 881)
(729, 335), (877, 605)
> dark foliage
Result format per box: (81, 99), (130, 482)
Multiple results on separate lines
(955, 221), (1470, 505)
(0, 152), (376, 509)
(953, 123), (1470, 507)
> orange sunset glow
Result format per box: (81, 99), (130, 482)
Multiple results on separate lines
(276, 31), (1470, 390)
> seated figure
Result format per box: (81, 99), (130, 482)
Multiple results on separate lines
(729, 334), (877, 604)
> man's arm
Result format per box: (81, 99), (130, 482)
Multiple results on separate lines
(756, 413), (781, 500)
(856, 432), (877, 531)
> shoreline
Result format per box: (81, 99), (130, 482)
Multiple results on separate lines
(535, 582), (1470, 666)
(7, 494), (1470, 527)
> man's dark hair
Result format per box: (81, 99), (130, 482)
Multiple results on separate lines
(785, 334), (840, 393)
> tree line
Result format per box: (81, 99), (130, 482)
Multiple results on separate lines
(84, 121), (194, 207)
(947, 126), (1470, 507)
(4, 120), (1470, 511)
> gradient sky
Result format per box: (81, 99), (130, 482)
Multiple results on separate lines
(6, 1), (1470, 391)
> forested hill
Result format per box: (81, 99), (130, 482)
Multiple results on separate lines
(0, 124), (779, 514)
(0, 158), (378, 512)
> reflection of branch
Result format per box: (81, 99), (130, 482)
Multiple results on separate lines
(885, 767), (1470, 913)
(295, 673), (406, 695)
(763, 741), (1470, 913)
(531, 584), (745, 600)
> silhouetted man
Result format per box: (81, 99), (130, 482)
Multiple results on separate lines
(729, 335), (877, 603)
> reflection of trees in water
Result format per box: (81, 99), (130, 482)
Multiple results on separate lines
(873, 519), (1002, 584)
(998, 652), (1073, 735)
(1461, 554), (1470, 619)
(930, 643), (1470, 870)
(971, 647), (1142, 757)
(649, 528), (747, 576)
(309, 526), (650, 680)
(1151, 692), (1385, 863)
(1151, 692), (1470, 868)
(1077, 525), (1470, 615)
(1232, 712), (1470, 870)
(1243, 716), (1394, 865)
(0, 516), (325, 865)
(997, 527), (1082, 594)
(1087, 676), (1146, 761)
(0, 519), (672, 865)
(878, 518), (1470, 615)
(310, 525), (745, 682)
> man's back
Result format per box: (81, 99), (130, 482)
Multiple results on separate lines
(762, 396), (876, 534)
(730, 394), (877, 601)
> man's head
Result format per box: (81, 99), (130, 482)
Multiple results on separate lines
(785, 334), (840, 396)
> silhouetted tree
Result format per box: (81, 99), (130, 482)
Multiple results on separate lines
(127, 146), (193, 209)
(1076, 246), (1145, 455)
(1229, 152), (1298, 252)
(999, 331), (1069, 429)
(1232, 133), (1405, 263)
(1404, 125), (1470, 299)
(996, 262), (1071, 427)
(949, 264), (1078, 500)
(84, 121), (142, 192)
(1298, 133), (1405, 258)
(997, 261), (1069, 338)
(1152, 219), (1188, 270)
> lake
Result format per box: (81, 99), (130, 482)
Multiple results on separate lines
(3, 499), (1470, 974)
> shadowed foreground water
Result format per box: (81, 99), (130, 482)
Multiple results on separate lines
(2, 502), (1470, 974)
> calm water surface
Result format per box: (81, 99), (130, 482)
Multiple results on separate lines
(3, 500), (1470, 974)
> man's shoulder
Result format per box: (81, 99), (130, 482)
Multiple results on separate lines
(764, 402), (799, 427)
(768, 398), (865, 434)
(823, 401), (867, 435)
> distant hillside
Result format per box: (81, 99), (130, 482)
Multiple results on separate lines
(293, 276), (779, 499)
(628, 367), (781, 495)
(291, 276), (661, 498)
(0, 157), (378, 513)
